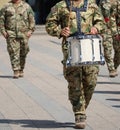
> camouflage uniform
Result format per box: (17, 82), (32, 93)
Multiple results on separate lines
(99, 0), (117, 76)
(110, 0), (120, 70)
(0, 0), (35, 76)
(45, 0), (106, 122)
(99, 0), (120, 72)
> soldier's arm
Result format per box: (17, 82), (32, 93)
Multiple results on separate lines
(45, 5), (62, 38)
(92, 5), (107, 34)
(0, 7), (8, 38)
(109, 2), (118, 36)
(99, 1), (111, 25)
(27, 6), (35, 33)
(110, 16), (118, 36)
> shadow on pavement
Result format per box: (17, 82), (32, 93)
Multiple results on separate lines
(106, 98), (120, 101)
(98, 74), (109, 77)
(106, 98), (120, 108)
(97, 81), (120, 85)
(0, 119), (74, 128)
(112, 105), (120, 108)
(0, 75), (13, 79)
(94, 91), (120, 95)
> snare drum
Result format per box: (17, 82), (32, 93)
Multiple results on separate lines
(66, 34), (105, 66)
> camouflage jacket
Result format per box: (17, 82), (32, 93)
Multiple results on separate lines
(45, 0), (106, 38)
(99, 0), (120, 35)
(0, 1), (35, 38)
(117, 1), (120, 28)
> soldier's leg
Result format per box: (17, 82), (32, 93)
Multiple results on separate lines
(64, 66), (86, 115)
(62, 42), (86, 128)
(82, 65), (99, 109)
(103, 37), (115, 71)
(63, 66), (86, 128)
(6, 38), (21, 78)
(103, 36), (117, 77)
(19, 38), (29, 74)
(113, 38), (120, 70)
(7, 38), (21, 71)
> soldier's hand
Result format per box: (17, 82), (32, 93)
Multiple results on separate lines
(60, 27), (70, 37)
(2, 32), (8, 39)
(27, 30), (32, 38)
(90, 27), (98, 34)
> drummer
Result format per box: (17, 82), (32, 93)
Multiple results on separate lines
(45, 0), (106, 129)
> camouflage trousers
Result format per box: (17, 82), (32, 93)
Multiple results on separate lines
(63, 65), (99, 115)
(102, 36), (115, 72)
(113, 36), (120, 69)
(6, 37), (29, 71)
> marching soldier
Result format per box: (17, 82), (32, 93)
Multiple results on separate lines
(0, 0), (35, 78)
(99, 0), (120, 76)
(111, 0), (120, 72)
(46, 0), (106, 129)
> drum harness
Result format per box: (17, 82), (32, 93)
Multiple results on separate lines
(65, 0), (105, 66)
(65, 0), (88, 37)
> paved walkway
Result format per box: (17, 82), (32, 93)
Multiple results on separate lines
(0, 27), (120, 130)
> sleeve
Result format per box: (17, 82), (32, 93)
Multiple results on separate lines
(27, 6), (36, 32)
(109, 2), (118, 35)
(93, 7), (107, 34)
(45, 5), (62, 38)
(99, 0), (118, 35)
(99, 0), (113, 30)
(0, 7), (7, 35)
(99, 1), (111, 21)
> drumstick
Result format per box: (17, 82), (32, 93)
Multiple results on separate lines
(67, 0), (73, 27)
(62, 0), (72, 44)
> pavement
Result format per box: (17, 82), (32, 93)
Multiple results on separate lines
(0, 26), (120, 130)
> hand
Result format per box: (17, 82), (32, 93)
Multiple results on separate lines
(27, 30), (32, 38)
(90, 27), (98, 34)
(60, 27), (70, 37)
(2, 32), (8, 39)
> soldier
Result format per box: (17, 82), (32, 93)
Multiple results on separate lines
(110, 0), (120, 72)
(0, 0), (35, 78)
(99, 0), (118, 77)
(45, 0), (106, 129)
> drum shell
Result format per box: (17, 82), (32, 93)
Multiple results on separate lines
(66, 35), (105, 66)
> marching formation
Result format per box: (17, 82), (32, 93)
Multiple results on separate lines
(0, 0), (120, 129)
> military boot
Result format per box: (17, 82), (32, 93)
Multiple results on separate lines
(75, 114), (86, 129)
(19, 70), (24, 77)
(13, 70), (19, 79)
(109, 70), (118, 77)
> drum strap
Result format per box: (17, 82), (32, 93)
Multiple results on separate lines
(65, 0), (88, 36)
